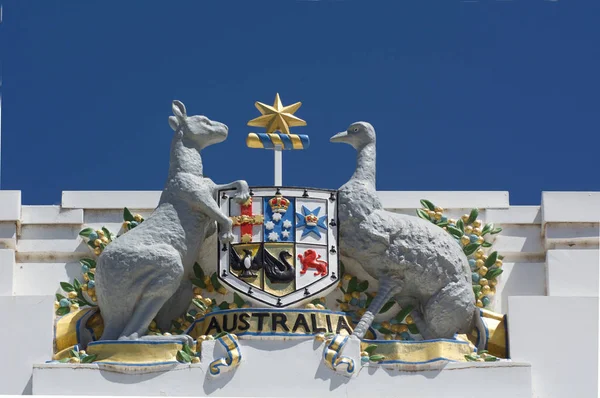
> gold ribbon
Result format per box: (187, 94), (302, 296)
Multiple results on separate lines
(209, 334), (242, 376)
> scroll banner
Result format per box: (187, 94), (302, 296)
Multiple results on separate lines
(53, 307), (508, 369)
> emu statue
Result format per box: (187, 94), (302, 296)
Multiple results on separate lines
(330, 122), (487, 350)
(95, 100), (249, 345)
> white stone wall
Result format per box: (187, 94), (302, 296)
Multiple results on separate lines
(0, 190), (598, 397)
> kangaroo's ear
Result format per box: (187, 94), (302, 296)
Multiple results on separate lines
(172, 100), (187, 119)
(168, 116), (179, 131)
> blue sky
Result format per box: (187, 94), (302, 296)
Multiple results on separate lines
(1, 1), (598, 205)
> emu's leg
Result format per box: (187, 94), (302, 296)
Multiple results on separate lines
(155, 279), (194, 332)
(353, 278), (399, 339)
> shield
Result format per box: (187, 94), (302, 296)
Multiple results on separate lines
(217, 187), (339, 308)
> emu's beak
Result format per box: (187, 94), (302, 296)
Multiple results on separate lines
(330, 131), (348, 143)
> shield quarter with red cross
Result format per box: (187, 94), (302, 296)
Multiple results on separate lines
(217, 187), (340, 308)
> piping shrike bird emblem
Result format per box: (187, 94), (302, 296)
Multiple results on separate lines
(229, 247), (261, 278)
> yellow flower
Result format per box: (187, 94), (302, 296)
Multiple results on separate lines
(475, 249), (484, 258)
(351, 291), (361, 299)
(461, 214), (470, 223)
(54, 301), (60, 309)
(203, 298), (213, 307)
(478, 266), (488, 276)
(482, 285), (491, 294)
(476, 300), (483, 308)
(191, 357), (200, 364)
(495, 260), (503, 267)
(206, 285), (214, 293)
(315, 304), (325, 310)
(96, 230), (104, 237)
(405, 315), (414, 324)
(479, 278), (489, 286)
(193, 287), (202, 295)
(384, 334), (393, 340)
(475, 259), (484, 268)
(434, 206), (444, 213)
(242, 304), (251, 309)
(343, 274), (353, 281)
(122, 221), (130, 229)
(306, 303), (316, 309)
(101, 237), (109, 244)
(357, 308), (366, 317)
(343, 293), (352, 302)
(473, 220), (482, 228)
(398, 324), (408, 333)
(473, 228), (482, 236)
(464, 226), (473, 235)
(339, 303), (349, 311)
(68, 291), (78, 299)
(434, 212), (443, 220)
(461, 236), (470, 246)
(382, 321), (391, 329)
(134, 214), (143, 222)
(229, 303), (238, 309)
(217, 287), (227, 295)
(94, 248), (102, 256)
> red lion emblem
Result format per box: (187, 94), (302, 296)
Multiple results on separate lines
(298, 249), (328, 276)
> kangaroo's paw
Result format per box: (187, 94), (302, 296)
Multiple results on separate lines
(322, 335), (358, 377)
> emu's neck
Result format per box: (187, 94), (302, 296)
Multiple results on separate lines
(168, 133), (204, 177)
(350, 142), (376, 188)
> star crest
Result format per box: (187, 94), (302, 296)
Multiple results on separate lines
(247, 93), (307, 135)
(295, 206), (328, 239)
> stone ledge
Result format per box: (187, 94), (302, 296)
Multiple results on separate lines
(21, 206), (83, 225)
(378, 191), (510, 210)
(61, 191), (161, 209)
(32, 337), (531, 397)
(542, 192), (600, 225)
(0, 191), (21, 221)
(0, 249), (15, 296)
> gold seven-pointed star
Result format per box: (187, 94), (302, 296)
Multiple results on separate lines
(247, 93), (307, 135)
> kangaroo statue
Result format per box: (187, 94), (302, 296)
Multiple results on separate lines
(95, 100), (249, 345)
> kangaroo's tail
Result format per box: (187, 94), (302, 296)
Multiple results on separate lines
(474, 307), (488, 351)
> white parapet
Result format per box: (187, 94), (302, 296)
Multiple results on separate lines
(0, 249), (15, 296)
(546, 250), (599, 297)
(542, 192), (600, 249)
(62, 191), (162, 209)
(0, 295), (54, 394)
(0, 191), (21, 221)
(21, 206), (83, 225)
(377, 191), (509, 210)
(508, 296), (599, 398)
(32, 338), (532, 397)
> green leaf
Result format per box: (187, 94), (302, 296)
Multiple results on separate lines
(467, 209), (479, 224)
(214, 331), (228, 339)
(233, 293), (245, 308)
(491, 227), (503, 235)
(416, 209), (431, 221)
(79, 228), (94, 238)
(183, 344), (195, 356)
(464, 354), (477, 362)
(56, 293), (66, 301)
(87, 272), (95, 281)
(102, 227), (112, 242)
(378, 327), (393, 335)
(482, 241), (492, 248)
(73, 278), (82, 291)
(191, 278), (206, 289)
(340, 287), (346, 294)
(357, 280), (369, 292)
(81, 354), (97, 363)
(485, 251), (498, 268)
(60, 282), (75, 292)
(437, 221), (449, 228)
(473, 285), (482, 295)
(379, 301), (395, 314)
(485, 268), (504, 280)
(192, 299), (207, 311)
(463, 243), (481, 256)
(171, 320), (182, 330)
(498, 255), (505, 260)
(339, 261), (345, 278)
(210, 273), (222, 290)
(87, 241), (96, 249)
(219, 301), (230, 310)
(478, 350), (488, 354)
(193, 263), (205, 280)
(56, 306), (70, 316)
(58, 358), (71, 363)
(347, 276), (358, 293)
(484, 356), (499, 362)
(176, 350), (192, 363)
(76, 299), (88, 307)
(394, 305), (414, 323)
(369, 355), (385, 362)
(123, 207), (135, 222)
(364, 344), (378, 355)
(185, 313), (195, 323)
(420, 199), (435, 211)
(482, 223), (493, 236)
(80, 258), (96, 268)
(456, 219), (465, 233)
(447, 226), (463, 239)
(70, 349), (80, 359)
(407, 324), (419, 334)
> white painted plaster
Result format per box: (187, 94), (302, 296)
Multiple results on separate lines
(13, 261), (82, 296)
(0, 249), (15, 296)
(0, 295), (54, 395)
(21, 206), (83, 225)
(0, 222), (17, 249)
(377, 191), (509, 210)
(61, 191), (162, 209)
(546, 250), (599, 297)
(492, 225), (544, 260)
(33, 338), (531, 397)
(544, 223), (599, 248)
(492, 262), (546, 314)
(0, 191), (21, 221)
(542, 192), (600, 224)
(508, 296), (598, 398)
(486, 206), (541, 225)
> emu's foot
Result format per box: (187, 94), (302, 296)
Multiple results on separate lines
(322, 334), (361, 377)
(118, 332), (195, 347)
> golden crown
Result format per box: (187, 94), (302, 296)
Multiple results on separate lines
(269, 194), (290, 214)
(305, 214), (319, 226)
